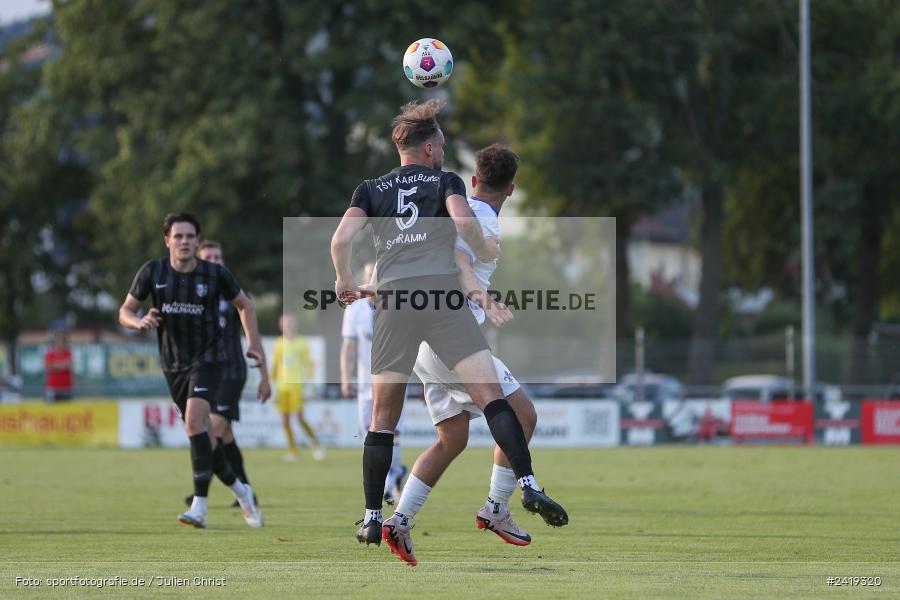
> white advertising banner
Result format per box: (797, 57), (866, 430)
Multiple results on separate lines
(118, 398), (620, 448)
(231, 399), (360, 448)
(409, 399), (620, 448)
(119, 399), (187, 449)
(659, 398), (731, 440)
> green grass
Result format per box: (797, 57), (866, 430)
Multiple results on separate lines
(0, 446), (898, 599)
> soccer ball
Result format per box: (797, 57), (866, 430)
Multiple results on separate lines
(403, 38), (453, 89)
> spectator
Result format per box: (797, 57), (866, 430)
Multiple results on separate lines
(44, 330), (73, 402)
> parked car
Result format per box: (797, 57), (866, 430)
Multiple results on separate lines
(547, 371), (614, 399)
(721, 374), (797, 402)
(611, 372), (685, 403)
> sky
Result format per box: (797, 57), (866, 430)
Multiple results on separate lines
(0, 0), (49, 26)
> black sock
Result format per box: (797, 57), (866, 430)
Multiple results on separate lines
(211, 437), (237, 487)
(483, 399), (534, 480)
(189, 433), (213, 498)
(363, 431), (394, 511)
(223, 441), (248, 484)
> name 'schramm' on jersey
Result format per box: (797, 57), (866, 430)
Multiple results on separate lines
(129, 258), (242, 373)
(350, 164), (466, 288)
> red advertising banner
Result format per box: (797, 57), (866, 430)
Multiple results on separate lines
(860, 400), (900, 445)
(730, 400), (814, 444)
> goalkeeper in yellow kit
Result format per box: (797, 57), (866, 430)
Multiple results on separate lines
(272, 314), (324, 460)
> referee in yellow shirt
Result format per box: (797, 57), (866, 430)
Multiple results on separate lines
(272, 314), (324, 460)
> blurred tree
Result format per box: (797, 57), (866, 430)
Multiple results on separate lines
(31, 0), (510, 306)
(699, 0), (900, 387)
(810, 0), (900, 384)
(661, 1), (800, 384)
(453, 0), (681, 341)
(0, 30), (40, 370)
(0, 19), (91, 372)
(5, 0), (898, 391)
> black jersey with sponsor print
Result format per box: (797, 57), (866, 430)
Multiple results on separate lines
(128, 258), (241, 373)
(219, 297), (247, 382)
(350, 164), (466, 288)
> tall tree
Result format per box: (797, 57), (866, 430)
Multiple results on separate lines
(662, 1), (797, 384)
(810, 0), (900, 384)
(453, 0), (680, 340)
(0, 19), (90, 372)
(35, 0), (512, 301)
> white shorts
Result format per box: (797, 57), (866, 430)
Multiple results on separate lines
(413, 342), (521, 426)
(358, 394), (406, 440)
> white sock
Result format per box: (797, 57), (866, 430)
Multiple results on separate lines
(364, 508), (382, 524)
(228, 479), (248, 498)
(189, 496), (208, 515)
(395, 474), (432, 521)
(517, 474), (540, 491)
(488, 464), (517, 507)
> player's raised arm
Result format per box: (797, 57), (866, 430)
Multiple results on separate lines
(231, 291), (271, 401)
(447, 195), (500, 263)
(331, 206), (368, 302)
(454, 249), (513, 327)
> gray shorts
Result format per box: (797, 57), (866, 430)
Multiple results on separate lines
(371, 274), (489, 376)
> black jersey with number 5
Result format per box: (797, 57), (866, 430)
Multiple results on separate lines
(350, 164), (466, 288)
(128, 258), (241, 372)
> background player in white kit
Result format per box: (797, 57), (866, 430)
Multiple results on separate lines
(341, 261), (408, 504)
(384, 145), (567, 565)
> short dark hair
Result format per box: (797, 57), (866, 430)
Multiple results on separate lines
(475, 144), (520, 191)
(198, 240), (221, 252)
(163, 213), (201, 236)
(392, 99), (443, 150)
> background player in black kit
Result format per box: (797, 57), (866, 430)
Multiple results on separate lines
(331, 99), (568, 554)
(118, 213), (269, 529)
(182, 240), (266, 509)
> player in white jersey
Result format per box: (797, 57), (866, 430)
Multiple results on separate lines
(341, 262), (407, 504)
(383, 145), (567, 566)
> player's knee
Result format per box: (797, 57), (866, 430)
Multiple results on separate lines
(435, 422), (468, 457)
(435, 435), (466, 458)
(184, 418), (206, 436)
(370, 411), (400, 432)
(210, 420), (226, 439)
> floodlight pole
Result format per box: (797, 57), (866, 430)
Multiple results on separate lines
(800, 0), (816, 399)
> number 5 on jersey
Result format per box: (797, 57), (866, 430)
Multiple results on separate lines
(396, 187), (419, 231)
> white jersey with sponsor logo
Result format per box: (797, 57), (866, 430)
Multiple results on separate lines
(341, 297), (376, 401)
(454, 196), (501, 325)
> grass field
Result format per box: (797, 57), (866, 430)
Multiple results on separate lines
(0, 446), (898, 599)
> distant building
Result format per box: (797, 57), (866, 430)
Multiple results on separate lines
(629, 202), (700, 307)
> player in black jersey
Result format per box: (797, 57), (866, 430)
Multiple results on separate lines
(331, 99), (567, 555)
(118, 213), (269, 529)
(181, 240), (266, 509)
